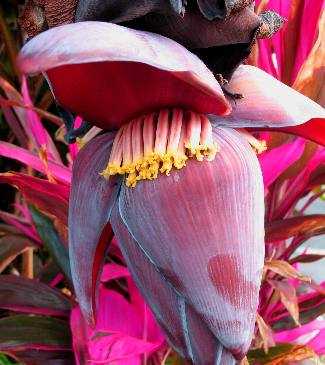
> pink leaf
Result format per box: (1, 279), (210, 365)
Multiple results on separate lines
(258, 138), (305, 189)
(71, 286), (164, 365)
(0, 95), (28, 147)
(100, 263), (130, 283)
(0, 141), (71, 184)
(21, 77), (62, 163)
(275, 319), (325, 344)
(0, 172), (69, 225)
(307, 327), (325, 354)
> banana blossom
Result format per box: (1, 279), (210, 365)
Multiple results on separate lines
(18, 21), (325, 365)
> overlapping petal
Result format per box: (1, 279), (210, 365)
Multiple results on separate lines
(68, 127), (265, 363)
(18, 22), (230, 130)
(69, 132), (117, 324)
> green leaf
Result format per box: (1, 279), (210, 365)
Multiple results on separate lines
(247, 343), (295, 364)
(0, 353), (23, 364)
(0, 316), (71, 351)
(29, 205), (72, 282)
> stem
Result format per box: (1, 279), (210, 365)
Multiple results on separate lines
(0, 5), (20, 79)
(0, 98), (63, 126)
(161, 348), (172, 365)
(143, 303), (148, 365)
(22, 248), (34, 278)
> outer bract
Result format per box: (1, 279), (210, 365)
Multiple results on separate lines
(109, 127), (265, 363)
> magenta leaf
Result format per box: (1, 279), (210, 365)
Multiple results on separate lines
(0, 275), (72, 316)
(0, 95), (28, 148)
(307, 327), (325, 354)
(37, 262), (64, 287)
(0, 141), (71, 184)
(0, 223), (21, 236)
(71, 284), (164, 365)
(100, 263), (131, 282)
(0, 77), (61, 162)
(258, 138), (305, 189)
(21, 77), (62, 163)
(290, 254), (325, 265)
(275, 318), (325, 344)
(0, 172), (69, 225)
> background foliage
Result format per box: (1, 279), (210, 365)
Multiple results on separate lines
(0, 1), (324, 364)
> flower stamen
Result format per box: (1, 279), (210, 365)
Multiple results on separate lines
(238, 129), (267, 154)
(102, 109), (220, 187)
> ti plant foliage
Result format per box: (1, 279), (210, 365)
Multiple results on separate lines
(0, 1), (324, 365)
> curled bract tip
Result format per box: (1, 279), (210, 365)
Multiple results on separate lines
(18, 21), (230, 130)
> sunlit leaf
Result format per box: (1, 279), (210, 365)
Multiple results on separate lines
(265, 215), (325, 243)
(264, 259), (311, 282)
(256, 313), (276, 353)
(268, 280), (300, 325)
